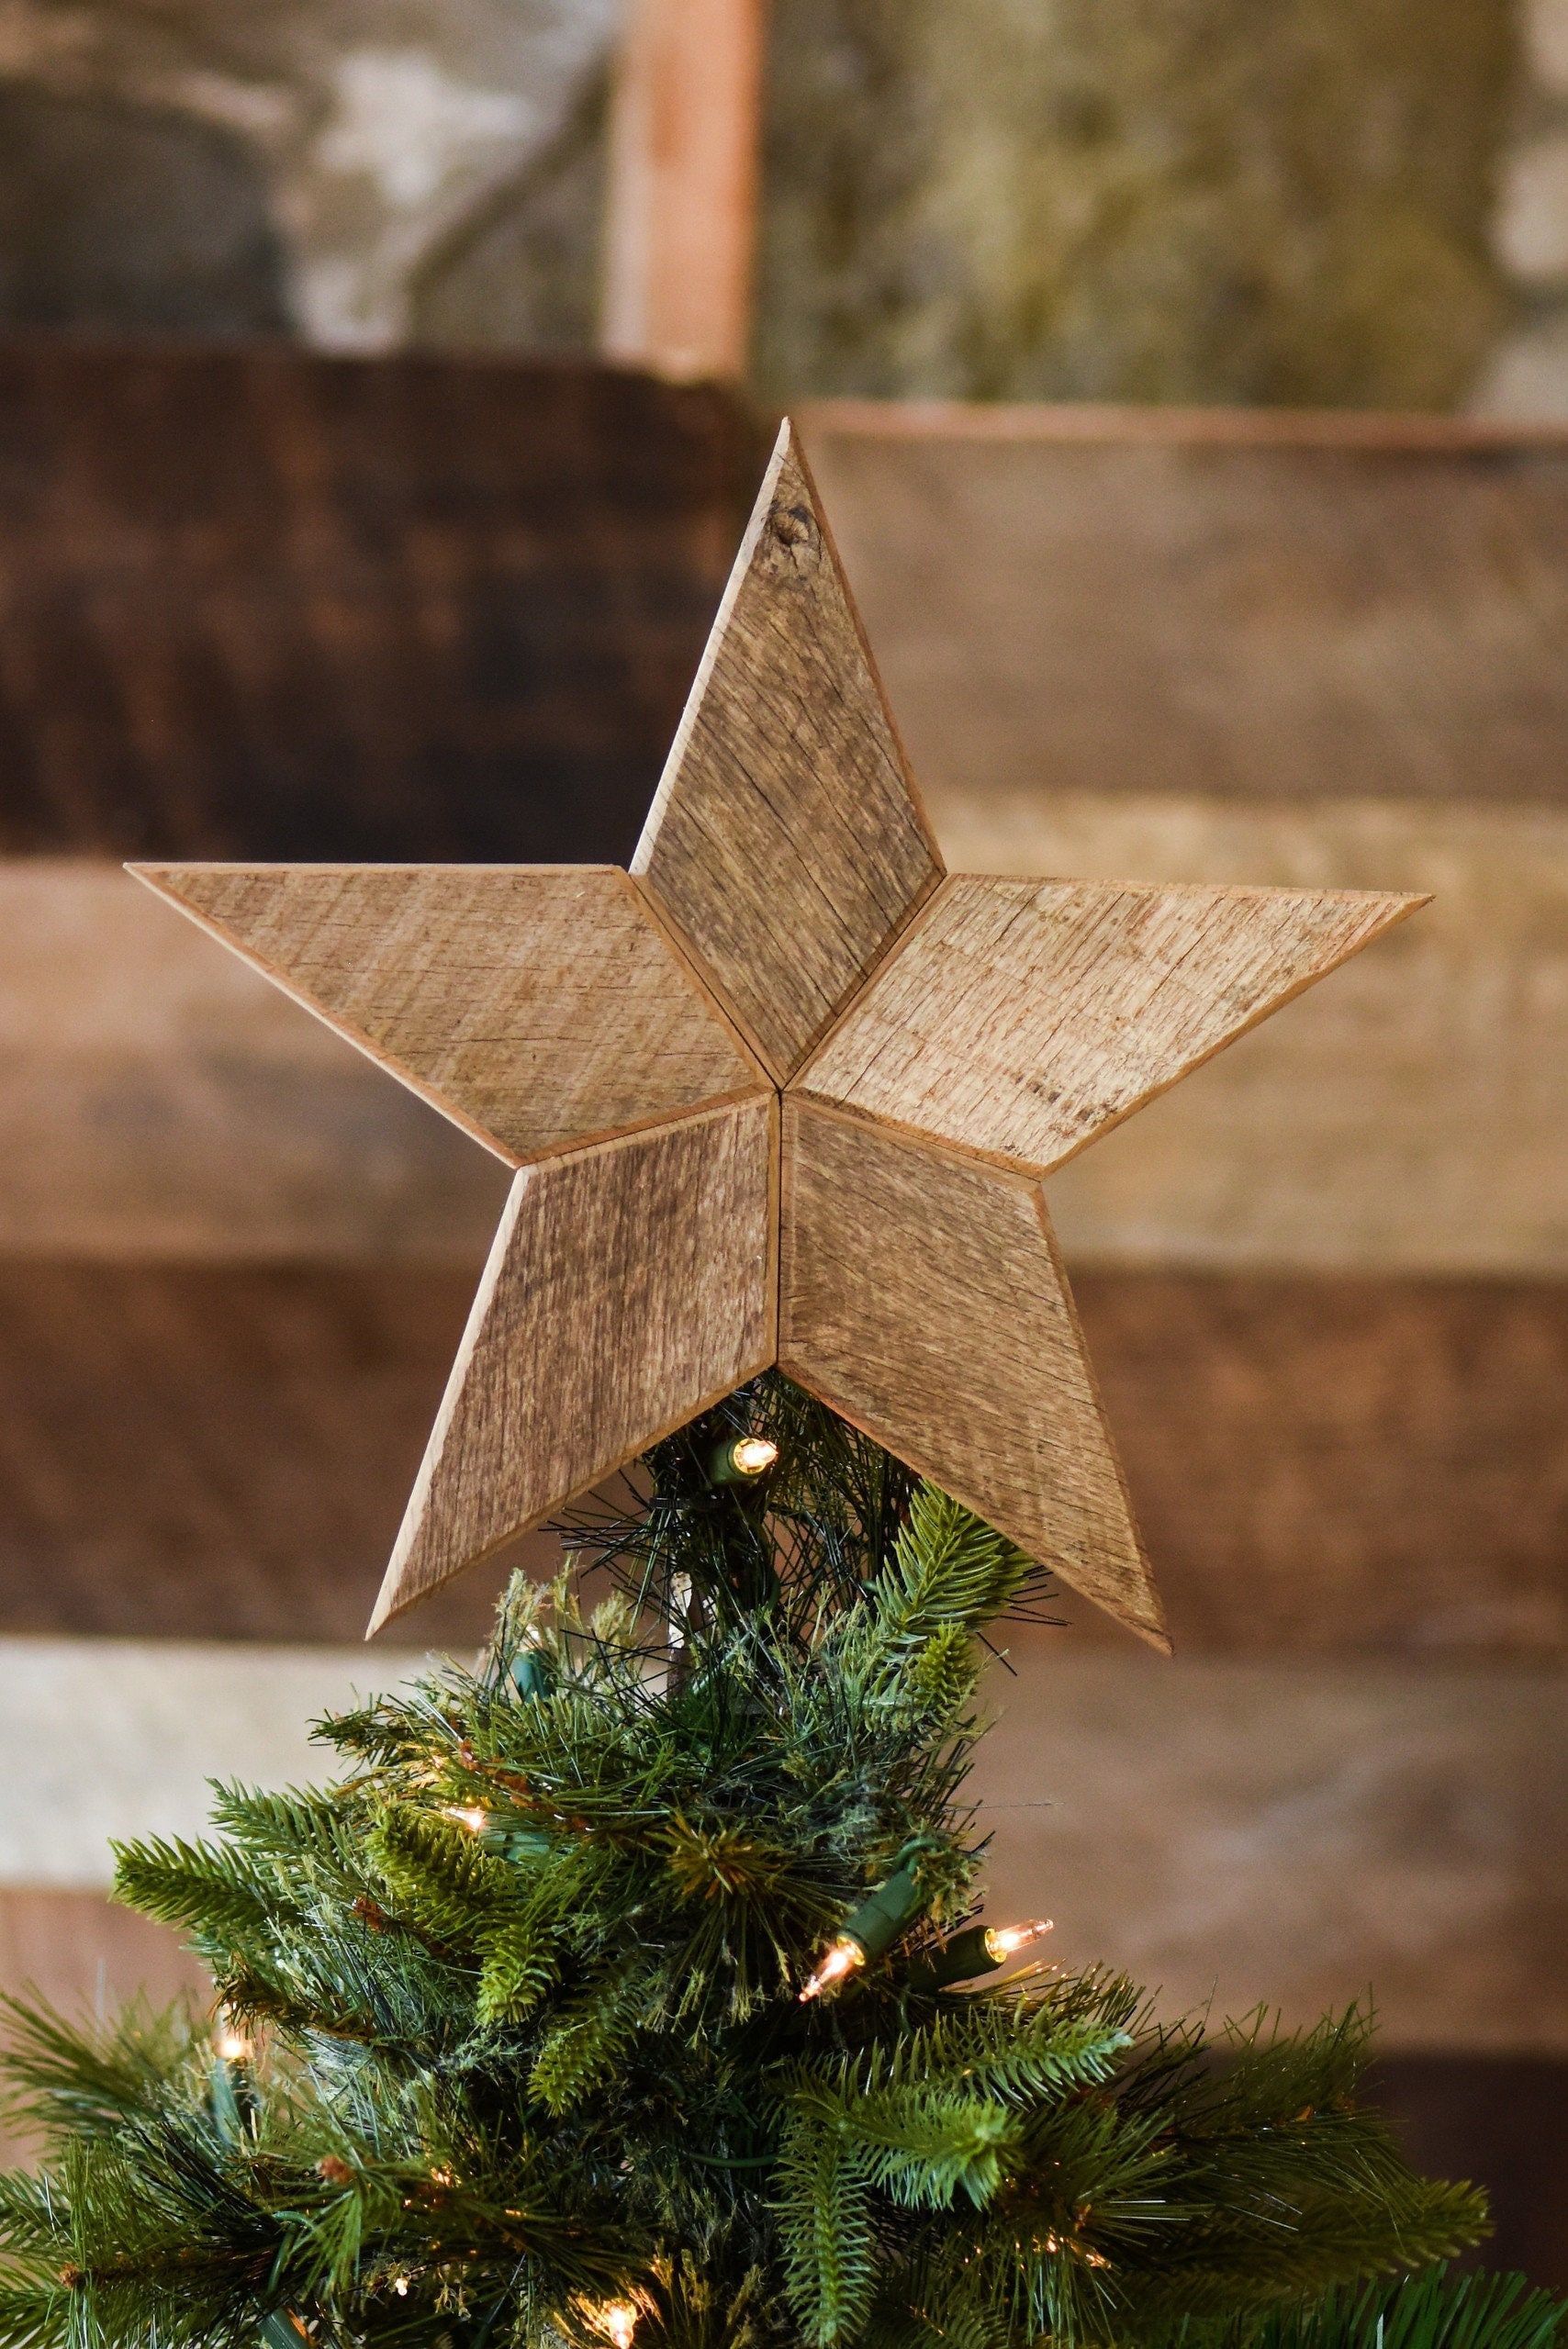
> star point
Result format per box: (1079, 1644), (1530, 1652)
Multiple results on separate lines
(129, 417), (1427, 1650)
(631, 419), (944, 1081)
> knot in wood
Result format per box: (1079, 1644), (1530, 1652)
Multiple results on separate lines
(767, 502), (817, 562)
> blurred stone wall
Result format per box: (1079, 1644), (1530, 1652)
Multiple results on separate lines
(1475, 0), (1568, 407)
(0, 2), (1562, 405)
(755, 0), (1514, 409)
(0, 0), (620, 350)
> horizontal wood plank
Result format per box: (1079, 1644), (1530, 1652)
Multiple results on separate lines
(0, 1639), (1559, 2057)
(800, 399), (1568, 451)
(0, 1890), (205, 2008)
(0, 1639), (428, 1886)
(4, 795), (1562, 1276)
(940, 795), (1568, 1278)
(0, 861), (511, 1261)
(1072, 1272), (1568, 1655)
(801, 418), (1568, 809)
(0, 1261), (524, 1644)
(0, 345), (760, 862)
(0, 1263), (1562, 1652)
(970, 1645), (1568, 2052)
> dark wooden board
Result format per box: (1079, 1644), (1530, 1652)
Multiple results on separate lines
(1071, 1272), (1568, 1653)
(1372, 2057), (1568, 2287)
(0, 1261), (1562, 1650)
(0, 1261), (521, 1646)
(0, 343), (761, 861)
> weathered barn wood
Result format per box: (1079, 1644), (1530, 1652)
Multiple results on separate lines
(634, 423), (943, 1079)
(375, 1098), (778, 1629)
(0, 1261), (523, 1645)
(133, 862), (767, 1167)
(1072, 1272), (1568, 1654)
(946, 795), (1568, 1279)
(130, 418), (1427, 1645)
(0, 861), (510, 1262)
(779, 1098), (1163, 1648)
(0, 344), (760, 861)
(970, 1645), (1568, 2050)
(6, 800), (1561, 1273)
(799, 872), (1419, 1176)
(800, 403), (1568, 810)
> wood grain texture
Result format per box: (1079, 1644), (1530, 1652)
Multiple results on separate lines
(797, 872), (1424, 1176)
(4, 811), (1560, 1275)
(0, 347), (759, 864)
(778, 1098), (1166, 1650)
(0, 1261), (535, 1645)
(132, 864), (767, 1168)
(0, 863), (511, 1264)
(3, 1262), (1564, 1656)
(373, 1095), (778, 1630)
(601, 0), (767, 381)
(800, 399), (1568, 450)
(972, 1646), (1568, 2052)
(938, 794), (1568, 1278)
(1072, 1272), (1568, 1656)
(0, 1895), (205, 2073)
(799, 420), (1568, 811)
(633, 419), (944, 1080)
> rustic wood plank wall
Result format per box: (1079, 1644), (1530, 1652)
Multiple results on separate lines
(0, 363), (1562, 2255)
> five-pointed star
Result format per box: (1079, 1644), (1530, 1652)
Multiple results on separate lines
(132, 421), (1424, 1650)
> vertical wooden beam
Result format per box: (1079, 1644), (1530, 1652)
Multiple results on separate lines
(600, 0), (768, 382)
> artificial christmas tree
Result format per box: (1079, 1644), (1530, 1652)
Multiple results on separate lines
(0, 1382), (1510, 2349)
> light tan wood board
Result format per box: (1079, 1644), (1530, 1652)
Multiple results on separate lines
(797, 873), (1426, 1176)
(371, 1094), (778, 1630)
(970, 1647), (1568, 2052)
(12, 810), (1552, 1276)
(129, 863), (766, 1168)
(633, 420), (945, 1081)
(797, 412), (1568, 811)
(778, 1098), (1168, 1651)
(600, 0), (767, 382)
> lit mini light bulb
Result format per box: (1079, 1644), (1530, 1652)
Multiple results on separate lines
(799, 1936), (866, 2002)
(984, 1918), (1054, 1963)
(708, 1435), (780, 1485)
(443, 1806), (488, 1834)
(594, 2304), (639, 2349)
(924, 1915), (1056, 1988)
(215, 2012), (249, 2061)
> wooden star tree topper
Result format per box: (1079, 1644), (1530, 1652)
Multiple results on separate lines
(132, 421), (1425, 1652)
